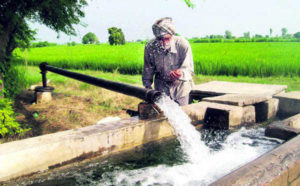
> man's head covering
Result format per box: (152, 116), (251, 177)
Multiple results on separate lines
(152, 17), (175, 38)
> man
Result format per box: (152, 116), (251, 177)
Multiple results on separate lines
(142, 17), (194, 106)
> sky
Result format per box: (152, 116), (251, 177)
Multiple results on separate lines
(30, 0), (300, 44)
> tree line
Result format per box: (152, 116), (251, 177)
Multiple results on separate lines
(189, 28), (300, 43)
(32, 27), (300, 48)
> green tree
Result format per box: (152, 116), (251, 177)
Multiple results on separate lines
(0, 0), (87, 95)
(243, 32), (250, 38)
(67, 41), (77, 46)
(210, 35), (223, 39)
(294, 32), (300, 38)
(281, 28), (288, 37)
(269, 28), (273, 37)
(254, 34), (263, 38)
(285, 34), (293, 39)
(225, 30), (233, 39)
(108, 27), (126, 45)
(82, 32), (98, 44)
(184, 0), (195, 8)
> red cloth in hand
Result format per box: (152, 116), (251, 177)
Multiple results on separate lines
(169, 69), (182, 80)
(145, 86), (153, 89)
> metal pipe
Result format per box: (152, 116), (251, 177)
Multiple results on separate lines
(41, 67), (47, 88)
(39, 62), (161, 103)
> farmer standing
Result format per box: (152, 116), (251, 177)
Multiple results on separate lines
(142, 17), (194, 106)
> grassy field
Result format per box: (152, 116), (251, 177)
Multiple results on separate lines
(13, 42), (300, 77)
(16, 65), (300, 92)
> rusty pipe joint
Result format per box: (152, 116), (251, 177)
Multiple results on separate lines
(145, 89), (162, 103)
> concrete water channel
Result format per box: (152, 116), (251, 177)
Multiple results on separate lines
(1, 81), (300, 185)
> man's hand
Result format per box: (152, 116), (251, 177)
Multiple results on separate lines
(169, 69), (182, 80)
(145, 85), (153, 89)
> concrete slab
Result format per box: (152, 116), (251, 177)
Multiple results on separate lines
(204, 107), (243, 129)
(242, 105), (256, 124)
(203, 94), (272, 106)
(265, 121), (300, 140)
(255, 98), (279, 122)
(275, 91), (300, 99)
(274, 91), (300, 118)
(283, 113), (300, 129)
(265, 113), (300, 140)
(183, 101), (256, 129)
(182, 102), (210, 125)
(192, 81), (287, 96)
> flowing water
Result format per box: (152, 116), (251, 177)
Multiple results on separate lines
(155, 95), (209, 163)
(9, 96), (283, 186)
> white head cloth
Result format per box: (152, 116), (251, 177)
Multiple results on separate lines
(152, 17), (175, 38)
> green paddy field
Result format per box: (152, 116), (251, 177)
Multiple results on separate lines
(13, 42), (300, 77)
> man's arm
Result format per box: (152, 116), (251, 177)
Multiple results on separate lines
(142, 45), (155, 89)
(178, 38), (194, 81)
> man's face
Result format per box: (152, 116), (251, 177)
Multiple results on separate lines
(157, 34), (173, 46)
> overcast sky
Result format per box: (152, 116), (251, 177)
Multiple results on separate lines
(30, 0), (300, 43)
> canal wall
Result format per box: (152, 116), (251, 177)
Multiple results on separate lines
(0, 117), (173, 182)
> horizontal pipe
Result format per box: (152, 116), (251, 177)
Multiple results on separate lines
(39, 63), (161, 103)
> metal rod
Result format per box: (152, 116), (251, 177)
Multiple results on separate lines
(39, 62), (161, 103)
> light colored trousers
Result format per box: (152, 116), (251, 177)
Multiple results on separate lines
(175, 95), (189, 106)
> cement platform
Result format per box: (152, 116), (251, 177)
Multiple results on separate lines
(202, 94), (272, 106)
(274, 91), (300, 117)
(191, 81), (287, 98)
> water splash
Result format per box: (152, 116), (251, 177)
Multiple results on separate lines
(96, 96), (282, 185)
(155, 95), (209, 163)
(98, 127), (281, 186)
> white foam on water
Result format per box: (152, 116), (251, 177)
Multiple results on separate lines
(99, 128), (281, 186)
(95, 96), (282, 186)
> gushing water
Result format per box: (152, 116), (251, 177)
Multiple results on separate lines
(99, 128), (281, 186)
(96, 96), (282, 185)
(155, 95), (209, 163)
(96, 96), (282, 186)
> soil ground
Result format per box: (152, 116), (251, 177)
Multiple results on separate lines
(1, 81), (141, 143)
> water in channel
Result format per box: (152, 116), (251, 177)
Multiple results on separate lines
(10, 96), (283, 186)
